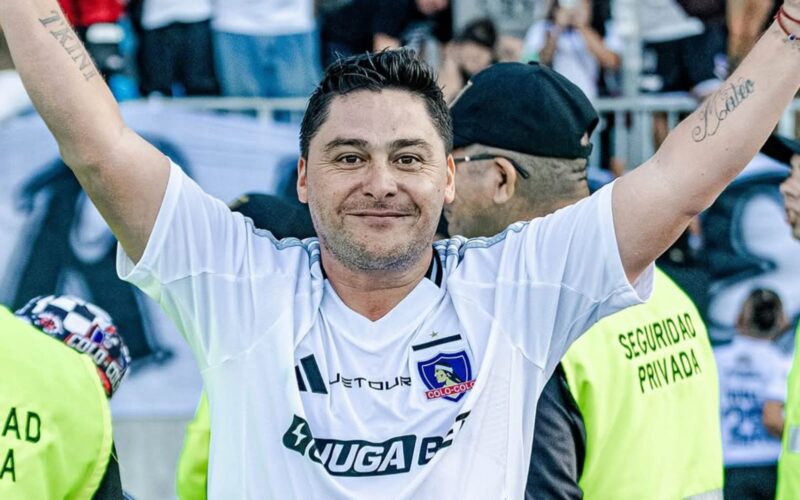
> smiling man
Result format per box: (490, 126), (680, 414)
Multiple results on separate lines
(2, 0), (800, 496)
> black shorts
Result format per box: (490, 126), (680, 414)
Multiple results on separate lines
(724, 464), (777, 500)
(641, 22), (726, 94)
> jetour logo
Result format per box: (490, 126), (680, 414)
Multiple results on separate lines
(417, 351), (475, 402)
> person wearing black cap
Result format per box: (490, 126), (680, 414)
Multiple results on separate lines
(446, 61), (724, 499)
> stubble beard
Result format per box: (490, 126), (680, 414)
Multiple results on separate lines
(312, 206), (435, 272)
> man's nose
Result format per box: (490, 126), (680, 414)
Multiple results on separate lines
(361, 163), (398, 199)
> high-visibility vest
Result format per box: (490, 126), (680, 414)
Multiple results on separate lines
(0, 306), (112, 499)
(777, 324), (800, 499)
(177, 393), (210, 500)
(561, 268), (724, 500)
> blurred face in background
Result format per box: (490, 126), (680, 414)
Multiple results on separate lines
(444, 145), (515, 238)
(454, 41), (494, 80)
(416, 0), (449, 16)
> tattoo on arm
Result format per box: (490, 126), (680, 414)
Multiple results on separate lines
(692, 78), (755, 142)
(38, 10), (98, 81)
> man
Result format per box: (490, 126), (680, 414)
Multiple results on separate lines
(211, 0), (320, 99)
(445, 62), (723, 498)
(1, 0), (799, 494)
(438, 17), (497, 102)
(320, 0), (452, 67)
(1, 294), (130, 499)
(715, 288), (791, 499)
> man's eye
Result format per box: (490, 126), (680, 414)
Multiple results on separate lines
(396, 155), (421, 168)
(337, 155), (363, 165)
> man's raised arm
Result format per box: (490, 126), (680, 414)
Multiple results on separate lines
(614, 1), (800, 283)
(0, 1), (169, 263)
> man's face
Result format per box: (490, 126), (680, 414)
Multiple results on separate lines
(416, 0), (449, 15)
(455, 42), (493, 80)
(298, 89), (455, 272)
(444, 145), (509, 238)
(780, 158), (800, 240)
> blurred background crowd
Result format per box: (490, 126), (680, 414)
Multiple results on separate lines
(2, 0), (800, 498)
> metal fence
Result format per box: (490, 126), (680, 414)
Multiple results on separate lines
(9, 94), (799, 169)
(153, 95), (800, 170)
(592, 96), (800, 169)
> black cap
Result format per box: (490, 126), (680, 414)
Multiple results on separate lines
(761, 134), (800, 167)
(450, 62), (599, 159)
(229, 193), (316, 239)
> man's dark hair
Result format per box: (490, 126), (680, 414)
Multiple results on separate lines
(299, 49), (452, 158)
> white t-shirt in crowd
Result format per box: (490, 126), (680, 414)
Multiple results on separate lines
(141, 0), (212, 31)
(118, 163), (652, 498)
(715, 335), (792, 467)
(212, 0), (314, 37)
(523, 21), (623, 101)
(636, 0), (704, 43)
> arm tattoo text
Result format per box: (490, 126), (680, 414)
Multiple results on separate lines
(692, 78), (755, 143)
(38, 11), (98, 81)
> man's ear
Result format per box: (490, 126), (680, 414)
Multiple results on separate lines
(297, 157), (308, 204)
(492, 156), (518, 205)
(444, 154), (456, 204)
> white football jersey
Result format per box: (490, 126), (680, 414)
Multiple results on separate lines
(118, 163), (652, 498)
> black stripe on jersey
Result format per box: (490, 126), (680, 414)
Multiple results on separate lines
(425, 249), (443, 287)
(295, 365), (307, 392)
(411, 334), (462, 352)
(300, 355), (328, 394)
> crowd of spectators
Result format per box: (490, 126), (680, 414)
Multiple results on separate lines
(0, 0), (787, 114)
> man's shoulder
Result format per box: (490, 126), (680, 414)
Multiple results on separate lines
(435, 221), (530, 262)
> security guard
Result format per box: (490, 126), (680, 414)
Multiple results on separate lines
(0, 295), (130, 499)
(777, 146), (800, 499)
(777, 323), (800, 499)
(444, 64), (723, 499)
(559, 268), (722, 498)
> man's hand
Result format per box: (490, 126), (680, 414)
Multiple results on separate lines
(780, 159), (800, 239)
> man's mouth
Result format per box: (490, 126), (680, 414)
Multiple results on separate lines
(347, 210), (410, 217)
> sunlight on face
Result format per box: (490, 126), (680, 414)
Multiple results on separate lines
(298, 90), (455, 272)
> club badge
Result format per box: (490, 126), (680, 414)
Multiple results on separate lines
(417, 351), (475, 402)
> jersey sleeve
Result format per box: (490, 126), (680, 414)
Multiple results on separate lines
(116, 162), (313, 367)
(527, 182), (654, 372)
(448, 181), (653, 374)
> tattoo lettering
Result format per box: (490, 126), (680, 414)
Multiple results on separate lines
(37, 10), (98, 81)
(692, 78), (755, 143)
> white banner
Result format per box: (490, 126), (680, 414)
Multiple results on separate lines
(0, 101), (300, 417)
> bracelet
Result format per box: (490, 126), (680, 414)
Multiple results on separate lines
(781, 5), (800, 24)
(777, 6), (800, 41)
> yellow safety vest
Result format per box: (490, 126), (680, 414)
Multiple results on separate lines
(561, 268), (724, 500)
(177, 393), (210, 500)
(0, 306), (112, 500)
(777, 323), (800, 499)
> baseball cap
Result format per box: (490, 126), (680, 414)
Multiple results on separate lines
(450, 62), (599, 159)
(761, 134), (800, 167)
(229, 193), (316, 240)
(15, 295), (131, 398)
